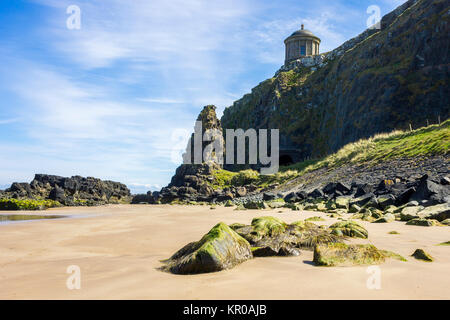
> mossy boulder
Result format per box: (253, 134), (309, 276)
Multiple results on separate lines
(233, 217), (340, 255)
(349, 204), (361, 213)
(377, 195), (395, 210)
(251, 216), (287, 238)
(329, 220), (368, 238)
(373, 213), (395, 223)
(400, 206), (423, 221)
(243, 201), (268, 210)
(335, 196), (351, 209)
(162, 222), (252, 274)
(224, 200), (234, 207)
(406, 218), (441, 227)
(384, 205), (398, 214)
(411, 249), (433, 262)
(313, 243), (385, 266)
(417, 203), (450, 222)
(441, 219), (450, 226)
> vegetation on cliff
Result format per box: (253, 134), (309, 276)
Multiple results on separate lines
(208, 119), (449, 191)
(221, 0), (449, 162)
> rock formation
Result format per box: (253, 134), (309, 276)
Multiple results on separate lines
(221, 0), (449, 164)
(0, 174), (131, 207)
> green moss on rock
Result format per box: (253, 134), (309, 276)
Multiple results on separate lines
(329, 220), (368, 238)
(313, 243), (385, 266)
(162, 222), (252, 274)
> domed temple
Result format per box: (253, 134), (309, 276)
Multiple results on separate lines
(284, 24), (321, 64)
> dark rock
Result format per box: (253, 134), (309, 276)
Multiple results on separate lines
(440, 177), (450, 185)
(131, 192), (155, 204)
(284, 192), (299, 203)
(353, 184), (372, 198)
(410, 175), (450, 204)
(350, 193), (375, 207)
(396, 187), (416, 205)
(262, 192), (277, 201)
(49, 186), (66, 203)
(376, 194), (396, 210)
(308, 189), (324, 199)
(322, 182), (350, 195)
(2, 174), (131, 207)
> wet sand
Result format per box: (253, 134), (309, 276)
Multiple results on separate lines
(0, 204), (449, 300)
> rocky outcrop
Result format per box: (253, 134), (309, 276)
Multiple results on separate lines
(1, 174), (131, 207)
(162, 216), (410, 274)
(161, 222), (253, 274)
(159, 106), (234, 203)
(221, 0), (449, 163)
(282, 164), (450, 209)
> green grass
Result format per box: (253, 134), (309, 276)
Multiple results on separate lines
(0, 198), (61, 211)
(210, 119), (449, 191)
(437, 241), (450, 246)
(295, 119), (449, 172)
(210, 169), (238, 189)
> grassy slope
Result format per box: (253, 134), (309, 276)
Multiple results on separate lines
(211, 119), (449, 190)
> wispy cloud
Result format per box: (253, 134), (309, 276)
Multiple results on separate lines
(0, 118), (19, 125)
(0, 0), (407, 190)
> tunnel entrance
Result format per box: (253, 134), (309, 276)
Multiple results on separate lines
(279, 154), (294, 166)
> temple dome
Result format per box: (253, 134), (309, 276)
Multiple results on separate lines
(284, 24), (321, 64)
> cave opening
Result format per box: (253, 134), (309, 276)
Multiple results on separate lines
(279, 154), (294, 166)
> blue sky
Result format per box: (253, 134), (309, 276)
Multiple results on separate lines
(0, 0), (406, 193)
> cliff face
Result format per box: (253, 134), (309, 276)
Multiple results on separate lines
(221, 0), (450, 161)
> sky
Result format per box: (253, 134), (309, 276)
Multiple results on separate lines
(0, 0), (406, 194)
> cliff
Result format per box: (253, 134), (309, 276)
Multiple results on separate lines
(221, 0), (449, 163)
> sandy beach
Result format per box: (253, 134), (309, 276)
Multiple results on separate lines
(0, 204), (449, 300)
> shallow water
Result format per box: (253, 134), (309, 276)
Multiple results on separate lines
(0, 214), (66, 225)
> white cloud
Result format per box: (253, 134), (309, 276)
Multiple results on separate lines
(0, 118), (19, 125)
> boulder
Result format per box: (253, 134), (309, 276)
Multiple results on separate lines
(377, 195), (396, 210)
(373, 213), (395, 223)
(162, 222), (252, 274)
(322, 182), (350, 196)
(417, 203), (450, 222)
(348, 204), (361, 213)
(410, 175), (450, 204)
(396, 187), (416, 205)
(234, 187), (247, 198)
(284, 192), (299, 203)
(400, 206), (423, 221)
(350, 193), (375, 207)
(411, 249), (433, 262)
(329, 221), (368, 238)
(406, 218), (441, 227)
(335, 196), (351, 209)
(440, 177), (450, 185)
(313, 243), (385, 266)
(308, 189), (325, 199)
(262, 192), (277, 201)
(243, 201), (268, 210)
(131, 192), (154, 204)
